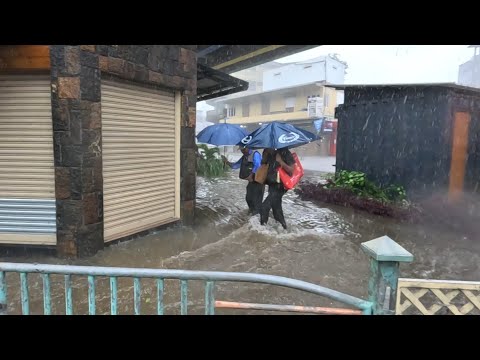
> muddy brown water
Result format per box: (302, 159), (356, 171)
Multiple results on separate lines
(2, 171), (480, 315)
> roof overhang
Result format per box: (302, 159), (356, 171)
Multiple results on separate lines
(197, 63), (249, 102)
(196, 45), (322, 101)
(326, 82), (480, 94)
(208, 80), (328, 104)
(197, 45), (319, 74)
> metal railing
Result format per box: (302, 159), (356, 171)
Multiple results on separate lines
(0, 262), (373, 315)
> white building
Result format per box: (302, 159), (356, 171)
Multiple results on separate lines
(263, 56), (346, 91)
(205, 55), (347, 124)
(458, 45), (480, 88)
(196, 101), (214, 135)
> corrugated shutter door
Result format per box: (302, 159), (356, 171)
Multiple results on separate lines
(0, 75), (56, 245)
(101, 80), (180, 242)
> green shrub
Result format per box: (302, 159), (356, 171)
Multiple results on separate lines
(326, 170), (407, 203)
(197, 144), (228, 178)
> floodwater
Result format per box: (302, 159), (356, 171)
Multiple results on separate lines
(2, 166), (480, 315)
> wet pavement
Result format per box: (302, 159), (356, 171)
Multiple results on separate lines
(2, 170), (480, 315)
(222, 153), (336, 173)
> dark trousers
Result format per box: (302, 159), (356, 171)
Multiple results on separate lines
(246, 181), (265, 215)
(260, 183), (287, 229)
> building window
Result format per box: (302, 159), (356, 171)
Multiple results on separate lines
(261, 100), (270, 115)
(242, 103), (250, 117)
(227, 106), (236, 117)
(285, 96), (296, 112)
(324, 94), (330, 107)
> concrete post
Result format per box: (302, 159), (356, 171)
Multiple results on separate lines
(361, 235), (413, 315)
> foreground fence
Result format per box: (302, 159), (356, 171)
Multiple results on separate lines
(0, 262), (374, 315)
(10, 235), (474, 315)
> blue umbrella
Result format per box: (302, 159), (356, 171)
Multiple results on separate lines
(196, 123), (249, 146)
(237, 121), (319, 149)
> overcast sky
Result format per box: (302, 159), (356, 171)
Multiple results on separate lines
(276, 45), (474, 84)
(197, 45), (475, 112)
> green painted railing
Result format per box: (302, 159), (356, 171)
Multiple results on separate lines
(0, 262), (372, 315)
(0, 235), (414, 315)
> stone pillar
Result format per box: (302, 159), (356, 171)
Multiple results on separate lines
(361, 235), (413, 315)
(179, 48), (197, 226)
(50, 45), (104, 257)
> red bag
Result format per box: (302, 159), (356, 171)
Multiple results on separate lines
(278, 153), (304, 190)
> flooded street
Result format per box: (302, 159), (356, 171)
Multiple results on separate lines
(2, 45), (480, 317)
(2, 168), (480, 315)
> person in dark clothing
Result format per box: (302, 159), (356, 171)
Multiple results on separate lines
(223, 146), (264, 215)
(260, 148), (295, 229)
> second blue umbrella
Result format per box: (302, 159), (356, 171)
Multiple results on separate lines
(196, 123), (249, 146)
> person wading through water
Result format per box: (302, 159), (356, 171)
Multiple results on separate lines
(260, 148), (295, 229)
(223, 146), (264, 215)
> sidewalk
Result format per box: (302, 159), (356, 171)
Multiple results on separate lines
(298, 156), (336, 173)
(222, 151), (336, 174)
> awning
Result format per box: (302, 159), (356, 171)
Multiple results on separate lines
(197, 63), (249, 102)
(197, 45), (319, 74)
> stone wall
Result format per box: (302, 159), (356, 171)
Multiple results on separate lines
(50, 45), (197, 257)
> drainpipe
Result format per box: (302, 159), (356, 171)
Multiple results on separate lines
(325, 56), (327, 84)
(324, 57), (328, 118)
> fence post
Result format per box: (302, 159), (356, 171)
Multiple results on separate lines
(361, 236), (413, 315)
(0, 271), (6, 315)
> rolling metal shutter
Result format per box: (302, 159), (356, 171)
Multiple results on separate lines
(101, 80), (180, 242)
(0, 75), (56, 245)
